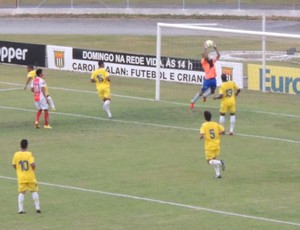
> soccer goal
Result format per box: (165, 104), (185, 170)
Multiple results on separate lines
(155, 22), (300, 101)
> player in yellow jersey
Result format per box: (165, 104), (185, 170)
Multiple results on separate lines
(24, 65), (36, 90)
(213, 74), (240, 135)
(200, 111), (225, 178)
(12, 139), (41, 214)
(91, 60), (112, 118)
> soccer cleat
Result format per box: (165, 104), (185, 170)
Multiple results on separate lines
(52, 107), (56, 111)
(35, 121), (40, 129)
(190, 102), (195, 110)
(36, 210), (41, 214)
(18, 211), (26, 214)
(221, 160), (225, 171)
(215, 175), (222, 179)
(44, 125), (53, 129)
(108, 112), (112, 119)
(229, 132), (234, 136)
(203, 96), (207, 102)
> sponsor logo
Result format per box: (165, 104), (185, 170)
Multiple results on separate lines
(260, 68), (300, 95)
(0, 46), (28, 63)
(54, 51), (65, 68)
(221, 66), (233, 81)
(248, 64), (300, 95)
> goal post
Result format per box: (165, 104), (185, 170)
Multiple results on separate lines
(155, 22), (300, 101)
(155, 24), (162, 101)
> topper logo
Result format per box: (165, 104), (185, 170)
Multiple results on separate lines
(0, 46), (28, 62)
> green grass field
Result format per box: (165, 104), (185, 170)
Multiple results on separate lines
(0, 59), (300, 230)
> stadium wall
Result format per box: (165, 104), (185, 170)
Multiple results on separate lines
(0, 8), (300, 18)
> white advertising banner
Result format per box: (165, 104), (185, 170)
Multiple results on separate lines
(46, 45), (244, 88)
(47, 45), (73, 70)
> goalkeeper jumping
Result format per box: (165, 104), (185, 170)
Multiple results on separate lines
(190, 41), (220, 110)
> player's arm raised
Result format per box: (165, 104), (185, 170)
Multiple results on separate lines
(202, 47), (209, 59)
(214, 46), (220, 61)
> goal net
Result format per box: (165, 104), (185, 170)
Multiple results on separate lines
(155, 22), (300, 101)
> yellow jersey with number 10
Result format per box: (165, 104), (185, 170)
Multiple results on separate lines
(12, 151), (37, 183)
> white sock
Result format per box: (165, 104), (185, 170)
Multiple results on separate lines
(18, 193), (25, 212)
(203, 88), (211, 97)
(219, 115), (225, 128)
(47, 96), (55, 109)
(209, 159), (221, 166)
(209, 159), (221, 177)
(32, 192), (40, 210)
(191, 92), (200, 103)
(103, 100), (112, 118)
(230, 115), (236, 133)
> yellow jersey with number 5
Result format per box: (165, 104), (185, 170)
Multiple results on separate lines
(200, 121), (224, 150)
(91, 68), (110, 90)
(12, 151), (37, 183)
(219, 81), (239, 106)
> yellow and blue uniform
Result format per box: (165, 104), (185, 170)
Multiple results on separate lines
(12, 151), (38, 192)
(91, 68), (110, 100)
(201, 58), (217, 92)
(219, 81), (239, 114)
(200, 121), (224, 160)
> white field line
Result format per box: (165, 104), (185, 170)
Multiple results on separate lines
(0, 87), (23, 92)
(175, 23), (219, 26)
(0, 175), (299, 227)
(1, 81), (299, 118)
(0, 105), (300, 144)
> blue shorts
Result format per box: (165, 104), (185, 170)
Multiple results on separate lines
(202, 78), (216, 92)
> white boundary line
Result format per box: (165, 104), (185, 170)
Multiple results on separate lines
(0, 87), (23, 92)
(0, 105), (300, 144)
(1, 81), (299, 118)
(1, 176), (299, 227)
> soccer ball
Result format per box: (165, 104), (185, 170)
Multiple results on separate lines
(204, 40), (215, 48)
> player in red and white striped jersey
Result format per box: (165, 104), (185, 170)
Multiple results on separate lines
(30, 69), (52, 129)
